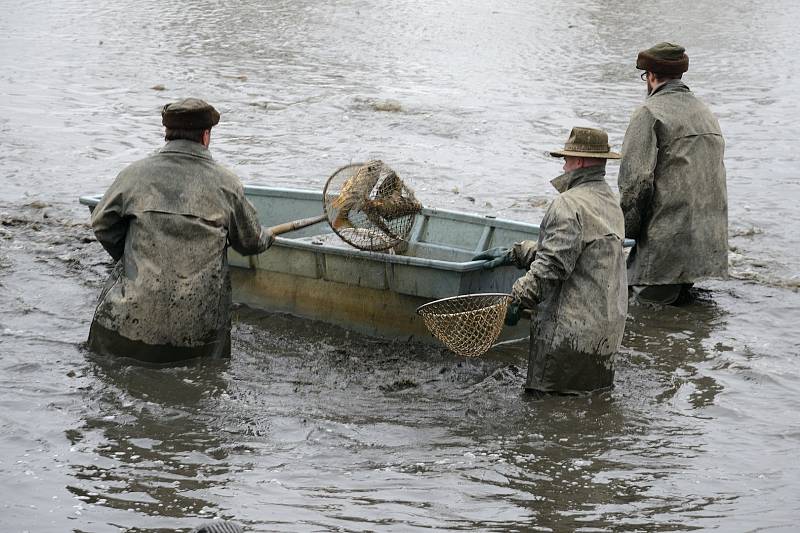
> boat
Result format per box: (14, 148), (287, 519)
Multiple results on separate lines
(80, 186), (540, 343)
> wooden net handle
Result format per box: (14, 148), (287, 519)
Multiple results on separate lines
(267, 214), (327, 236)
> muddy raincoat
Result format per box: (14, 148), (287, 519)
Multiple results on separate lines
(88, 140), (270, 363)
(511, 166), (627, 393)
(618, 80), (728, 286)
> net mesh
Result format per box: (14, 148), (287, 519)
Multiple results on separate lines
(416, 293), (512, 357)
(324, 160), (422, 251)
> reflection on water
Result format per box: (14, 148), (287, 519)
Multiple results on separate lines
(28, 299), (756, 531)
(2, 0), (800, 530)
(624, 291), (727, 409)
(68, 359), (235, 523)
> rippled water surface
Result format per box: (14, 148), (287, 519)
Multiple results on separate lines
(1, 1), (799, 531)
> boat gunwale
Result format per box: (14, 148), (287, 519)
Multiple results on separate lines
(79, 186), (542, 273)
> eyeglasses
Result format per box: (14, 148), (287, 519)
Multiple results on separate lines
(640, 71), (648, 81)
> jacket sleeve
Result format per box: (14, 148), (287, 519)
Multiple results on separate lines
(511, 240), (538, 269)
(511, 198), (582, 309)
(91, 176), (128, 262)
(228, 182), (271, 256)
(618, 106), (658, 239)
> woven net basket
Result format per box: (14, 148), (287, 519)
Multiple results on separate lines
(416, 293), (512, 357)
(323, 160), (421, 251)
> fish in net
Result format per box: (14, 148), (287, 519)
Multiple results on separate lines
(325, 160), (422, 251)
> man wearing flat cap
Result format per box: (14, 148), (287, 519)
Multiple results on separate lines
(88, 98), (273, 363)
(619, 42), (728, 306)
(474, 127), (627, 394)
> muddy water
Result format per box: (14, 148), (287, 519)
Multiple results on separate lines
(1, 0), (799, 531)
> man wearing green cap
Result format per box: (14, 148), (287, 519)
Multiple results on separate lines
(88, 98), (273, 363)
(474, 127), (627, 394)
(619, 42), (728, 306)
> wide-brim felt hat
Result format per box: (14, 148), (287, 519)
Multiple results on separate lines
(549, 127), (620, 159)
(162, 98), (220, 129)
(636, 42), (689, 75)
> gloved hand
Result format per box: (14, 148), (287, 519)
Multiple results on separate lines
(504, 301), (521, 326)
(471, 247), (513, 270)
(262, 227), (275, 249)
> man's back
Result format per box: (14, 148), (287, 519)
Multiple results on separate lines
(89, 139), (267, 362)
(619, 80), (728, 286)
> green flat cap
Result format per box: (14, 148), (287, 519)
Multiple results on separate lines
(636, 42), (689, 75)
(549, 127), (620, 159)
(161, 98), (220, 129)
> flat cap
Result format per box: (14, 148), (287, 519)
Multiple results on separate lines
(162, 98), (220, 130)
(636, 42), (689, 75)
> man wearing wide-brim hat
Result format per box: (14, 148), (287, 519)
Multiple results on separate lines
(88, 98), (273, 363)
(473, 127), (627, 394)
(619, 42), (728, 306)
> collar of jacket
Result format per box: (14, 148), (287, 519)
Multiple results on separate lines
(159, 139), (214, 160)
(550, 166), (606, 193)
(649, 79), (690, 98)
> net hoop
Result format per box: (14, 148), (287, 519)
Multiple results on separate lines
(322, 161), (420, 252)
(416, 293), (513, 357)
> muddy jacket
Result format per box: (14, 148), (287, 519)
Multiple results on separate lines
(88, 140), (270, 362)
(511, 166), (627, 393)
(619, 80), (728, 285)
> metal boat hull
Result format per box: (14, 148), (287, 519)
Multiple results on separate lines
(81, 186), (539, 344)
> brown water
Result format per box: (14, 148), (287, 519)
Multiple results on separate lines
(1, 1), (799, 531)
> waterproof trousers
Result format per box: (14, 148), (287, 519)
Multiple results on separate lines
(630, 283), (694, 306)
(525, 339), (615, 394)
(88, 322), (231, 364)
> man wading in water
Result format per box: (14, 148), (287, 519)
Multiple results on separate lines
(619, 42), (728, 306)
(88, 98), (273, 363)
(474, 128), (627, 394)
